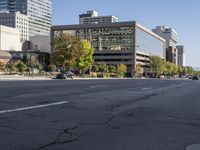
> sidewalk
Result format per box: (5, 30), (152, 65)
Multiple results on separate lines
(0, 75), (51, 81)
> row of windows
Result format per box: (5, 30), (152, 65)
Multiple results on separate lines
(136, 27), (165, 58)
(0, 16), (14, 20)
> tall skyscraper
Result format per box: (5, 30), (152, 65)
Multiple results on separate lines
(152, 26), (178, 48)
(152, 26), (179, 65)
(176, 45), (186, 66)
(0, 0), (52, 37)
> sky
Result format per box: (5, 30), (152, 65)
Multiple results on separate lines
(52, 0), (200, 67)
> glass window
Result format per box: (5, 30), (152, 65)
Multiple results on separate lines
(54, 26), (134, 51)
(136, 27), (166, 58)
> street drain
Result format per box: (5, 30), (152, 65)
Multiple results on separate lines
(186, 143), (200, 150)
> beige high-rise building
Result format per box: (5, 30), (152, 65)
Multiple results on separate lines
(0, 11), (29, 41)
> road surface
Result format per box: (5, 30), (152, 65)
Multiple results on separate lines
(0, 79), (200, 150)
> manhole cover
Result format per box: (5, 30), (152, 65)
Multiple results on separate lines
(186, 144), (200, 150)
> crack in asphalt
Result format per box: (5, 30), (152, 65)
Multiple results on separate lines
(106, 115), (121, 130)
(39, 125), (81, 150)
(38, 122), (104, 150)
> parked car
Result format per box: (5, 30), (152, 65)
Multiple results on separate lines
(192, 75), (199, 80)
(65, 71), (74, 79)
(56, 73), (66, 79)
(188, 75), (193, 79)
(158, 75), (165, 79)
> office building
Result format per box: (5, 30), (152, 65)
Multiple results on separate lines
(30, 35), (51, 53)
(0, 0), (52, 37)
(166, 46), (178, 65)
(0, 25), (21, 51)
(152, 26), (178, 48)
(0, 0), (8, 12)
(51, 21), (166, 77)
(0, 11), (29, 41)
(176, 45), (186, 66)
(152, 26), (178, 64)
(79, 10), (118, 24)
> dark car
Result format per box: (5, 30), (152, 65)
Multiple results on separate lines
(192, 75), (199, 80)
(56, 73), (66, 79)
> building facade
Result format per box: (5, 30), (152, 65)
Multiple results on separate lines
(0, 25), (21, 51)
(152, 26), (178, 64)
(79, 10), (118, 24)
(176, 45), (186, 66)
(166, 46), (178, 65)
(0, 11), (29, 41)
(0, 0), (52, 37)
(51, 21), (166, 77)
(30, 35), (51, 53)
(152, 26), (178, 48)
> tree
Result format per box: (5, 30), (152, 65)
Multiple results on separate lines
(77, 40), (94, 74)
(91, 64), (99, 72)
(135, 64), (143, 77)
(26, 60), (43, 75)
(16, 61), (28, 74)
(99, 62), (108, 73)
(150, 56), (165, 77)
(51, 33), (83, 70)
(6, 62), (17, 74)
(185, 66), (194, 75)
(164, 61), (173, 75)
(48, 65), (56, 72)
(0, 61), (5, 71)
(108, 65), (116, 74)
(117, 64), (127, 78)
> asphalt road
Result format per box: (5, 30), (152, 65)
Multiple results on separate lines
(0, 79), (200, 150)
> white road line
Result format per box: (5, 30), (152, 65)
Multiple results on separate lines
(0, 101), (68, 114)
(90, 85), (112, 88)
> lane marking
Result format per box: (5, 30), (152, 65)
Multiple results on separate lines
(0, 101), (68, 114)
(141, 87), (153, 91)
(90, 85), (112, 88)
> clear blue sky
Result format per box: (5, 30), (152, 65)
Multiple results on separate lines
(52, 0), (200, 67)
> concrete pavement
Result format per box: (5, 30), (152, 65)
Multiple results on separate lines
(0, 79), (200, 150)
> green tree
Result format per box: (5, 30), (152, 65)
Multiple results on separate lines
(16, 61), (28, 74)
(171, 64), (179, 75)
(51, 33), (83, 70)
(150, 56), (165, 77)
(99, 62), (108, 73)
(178, 66), (184, 76)
(27, 60), (43, 75)
(117, 64), (127, 78)
(48, 65), (57, 72)
(92, 64), (99, 72)
(108, 65), (116, 74)
(6, 62), (17, 74)
(164, 61), (173, 75)
(185, 66), (194, 75)
(77, 40), (94, 74)
(135, 64), (143, 77)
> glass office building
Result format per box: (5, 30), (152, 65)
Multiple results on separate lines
(51, 21), (166, 77)
(0, 0), (9, 11)
(0, 0), (52, 37)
